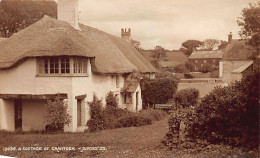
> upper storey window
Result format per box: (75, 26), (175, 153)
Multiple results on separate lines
(73, 58), (88, 74)
(37, 57), (88, 76)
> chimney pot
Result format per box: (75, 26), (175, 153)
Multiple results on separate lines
(228, 32), (232, 43)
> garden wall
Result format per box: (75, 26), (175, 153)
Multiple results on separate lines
(178, 82), (228, 98)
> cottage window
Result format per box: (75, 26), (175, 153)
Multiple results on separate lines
(116, 75), (120, 87)
(195, 60), (198, 63)
(204, 60), (207, 63)
(61, 58), (70, 73)
(74, 58), (88, 74)
(37, 57), (88, 76)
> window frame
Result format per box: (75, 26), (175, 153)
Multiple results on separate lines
(36, 57), (89, 77)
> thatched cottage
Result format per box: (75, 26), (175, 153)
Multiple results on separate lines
(0, 0), (156, 132)
(220, 39), (255, 83)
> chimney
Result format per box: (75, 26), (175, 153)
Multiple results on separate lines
(228, 32), (232, 43)
(121, 28), (131, 42)
(58, 0), (80, 30)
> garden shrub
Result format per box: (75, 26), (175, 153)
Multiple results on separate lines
(106, 91), (118, 107)
(141, 78), (177, 108)
(86, 95), (105, 132)
(87, 93), (167, 132)
(184, 73), (193, 79)
(165, 71), (259, 150)
(188, 71), (259, 149)
(174, 88), (199, 108)
(116, 114), (152, 128)
(173, 64), (189, 73)
(102, 106), (130, 129)
(201, 63), (215, 73)
(45, 96), (71, 132)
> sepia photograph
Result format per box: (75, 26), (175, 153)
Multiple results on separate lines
(0, 0), (259, 157)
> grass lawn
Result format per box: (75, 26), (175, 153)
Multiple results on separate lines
(0, 116), (258, 158)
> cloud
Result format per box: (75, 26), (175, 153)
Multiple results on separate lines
(78, 0), (257, 50)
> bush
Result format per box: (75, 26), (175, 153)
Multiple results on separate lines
(184, 73), (193, 79)
(174, 88), (199, 108)
(45, 96), (71, 132)
(201, 63), (215, 73)
(102, 106), (130, 129)
(86, 95), (105, 132)
(141, 78), (177, 108)
(188, 71), (259, 149)
(116, 114), (152, 128)
(87, 93), (167, 132)
(106, 91), (118, 108)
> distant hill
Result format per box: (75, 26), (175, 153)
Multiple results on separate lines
(139, 50), (188, 68)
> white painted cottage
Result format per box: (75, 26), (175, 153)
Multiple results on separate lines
(0, 0), (156, 132)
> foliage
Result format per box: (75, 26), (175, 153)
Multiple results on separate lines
(116, 115), (152, 128)
(102, 106), (130, 129)
(188, 70), (259, 149)
(105, 91), (118, 108)
(45, 96), (71, 132)
(152, 45), (166, 59)
(218, 40), (228, 50)
(181, 40), (203, 56)
(201, 63), (214, 73)
(87, 93), (167, 132)
(199, 39), (220, 51)
(141, 78), (177, 107)
(150, 59), (160, 69)
(86, 95), (105, 132)
(0, 0), (57, 37)
(173, 64), (189, 73)
(184, 73), (193, 79)
(237, 2), (260, 51)
(174, 88), (199, 108)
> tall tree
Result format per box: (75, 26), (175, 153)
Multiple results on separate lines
(181, 40), (203, 56)
(199, 39), (220, 51)
(237, 2), (260, 51)
(0, 0), (57, 37)
(152, 45), (165, 59)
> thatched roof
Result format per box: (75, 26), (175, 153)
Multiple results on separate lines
(189, 51), (222, 59)
(121, 81), (139, 93)
(222, 40), (255, 60)
(0, 16), (156, 74)
(232, 61), (253, 73)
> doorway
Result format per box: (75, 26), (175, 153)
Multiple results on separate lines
(77, 99), (82, 127)
(14, 99), (22, 131)
(136, 92), (139, 111)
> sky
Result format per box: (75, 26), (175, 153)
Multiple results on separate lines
(76, 0), (257, 50)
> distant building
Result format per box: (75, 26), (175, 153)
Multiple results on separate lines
(220, 39), (254, 83)
(188, 51), (223, 72)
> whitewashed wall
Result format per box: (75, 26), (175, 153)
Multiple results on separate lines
(0, 58), (131, 132)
